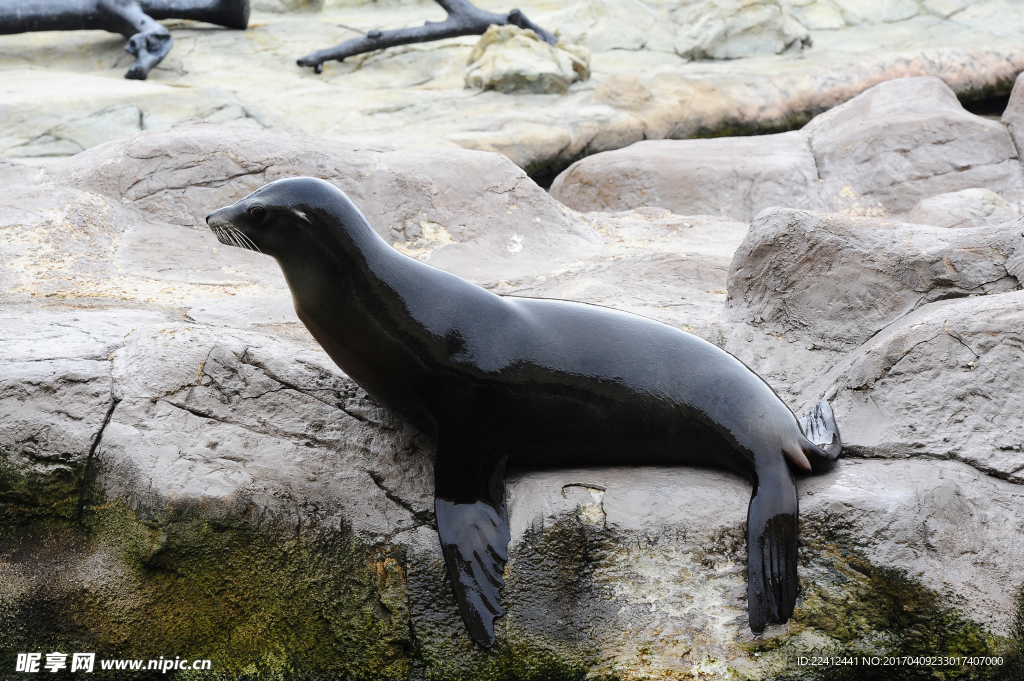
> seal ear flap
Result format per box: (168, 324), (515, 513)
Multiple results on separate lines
(746, 469), (799, 634)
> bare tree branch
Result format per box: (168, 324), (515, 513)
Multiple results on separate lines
(296, 0), (556, 74)
(0, 0), (249, 80)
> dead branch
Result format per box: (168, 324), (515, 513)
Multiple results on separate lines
(296, 0), (556, 74)
(0, 0), (249, 80)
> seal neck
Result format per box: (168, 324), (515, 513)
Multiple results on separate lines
(272, 197), (423, 375)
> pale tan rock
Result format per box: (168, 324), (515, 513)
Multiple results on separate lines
(949, 0), (1024, 38)
(0, 69), (263, 158)
(672, 0), (812, 60)
(3, 2), (1024, 205)
(921, 0), (969, 18)
(831, 0), (920, 24)
(465, 24), (589, 94)
(252, 0), (323, 10)
(592, 72), (653, 110)
(547, 0), (676, 53)
(780, 0), (846, 29)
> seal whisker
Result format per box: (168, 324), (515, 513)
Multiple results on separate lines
(226, 227), (245, 250)
(214, 226), (230, 247)
(236, 229), (262, 254)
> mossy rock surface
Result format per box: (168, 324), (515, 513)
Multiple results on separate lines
(2, 493), (1020, 681)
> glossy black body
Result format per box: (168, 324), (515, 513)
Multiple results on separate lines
(206, 178), (839, 646)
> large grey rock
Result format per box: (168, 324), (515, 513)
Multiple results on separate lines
(1002, 69), (1024, 162)
(806, 289), (1024, 483)
(804, 76), (1024, 215)
(41, 123), (603, 284)
(496, 208), (750, 338)
(101, 320), (431, 536)
(671, 0), (812, 60)
(720, 207), (1024, 490)
(797, 458), (1024, 635)
(549, 131), (825, 221)
(907, 188), (1019, 229)
(723, 207), (1024, 352)
(3, 126), (1023, 676)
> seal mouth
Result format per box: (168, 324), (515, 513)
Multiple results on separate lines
(206, 215), (262, 253)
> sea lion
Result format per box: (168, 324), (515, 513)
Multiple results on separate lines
(205, 177), (842, 647)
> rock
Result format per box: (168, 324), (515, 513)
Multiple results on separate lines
(797, 458), (1024, 636)
(806, 289), (1024, 483)
(0, 69), (264, 158)
(779, 0), (846, 29)
(464, 25), (590, 95)
(1002, 69), (1024, 161)
(907, 188), (1019, 229)
(921, 0), (969, 18)
(4, 3), (1024, 179)
(723, 207), (1024, 353)
(496, 208), (750, 337)
(0, 306), (175, 520)
(2, 126), (1022, 677)
(41, 123), (603, 283)
(549, 131), (826, 221)
(720, 207), (1024, 483)
(672, 0), (812, 60)
(804, 76), (1024, 215)
(592, 72), (653, 110)
(252, 0), (322, 11)
(831, 0), (920, 24)
(948, 0), (1024, 38)
(548, 0), (677, 53)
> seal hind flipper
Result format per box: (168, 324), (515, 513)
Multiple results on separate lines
(435, 498), (511, 647)
(798, 401), (842, 473)
(746, 467), (799, 633)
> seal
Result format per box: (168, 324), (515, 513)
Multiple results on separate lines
(206, 177), (842, 647)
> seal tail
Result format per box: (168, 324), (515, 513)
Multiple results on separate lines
(746, 466), (799, 633)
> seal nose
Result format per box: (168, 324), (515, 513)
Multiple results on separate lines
(206, 209), (228, 228)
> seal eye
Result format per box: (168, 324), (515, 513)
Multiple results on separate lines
(249, 206), (267, 220)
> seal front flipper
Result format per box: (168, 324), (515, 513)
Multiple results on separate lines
(746, 464), (799, 634)
(434, 449), (510, 647)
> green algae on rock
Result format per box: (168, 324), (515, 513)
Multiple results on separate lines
(0, 503), (414, 681)
(752, 525), (1009, 681)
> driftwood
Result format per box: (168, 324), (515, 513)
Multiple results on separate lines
(0, 0), (249, 80)
(296, 0), (557, 74)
